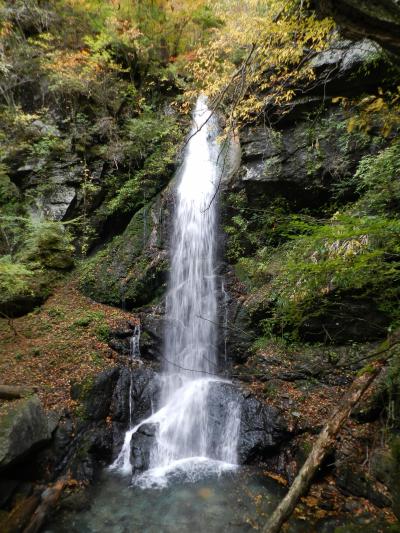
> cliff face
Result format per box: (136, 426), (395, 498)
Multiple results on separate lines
(315, 0), (400, 57)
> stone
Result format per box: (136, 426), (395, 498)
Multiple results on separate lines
(309, 39), (382, 81)
(110, 367), (159, 425)
(315, 0), (400, 57)
(79, 185), (173, 309)
(298, 296), (389, 344)
(239, 108), (368, 208)
(335, 463), (391, 507)
(72, 367), (120, 422)
(206, 381), (287, 464)
(139, 311), (165, 361)
(0, 395), (54, 471)
(113, 374), (286, 471)
(130, 423), (157, 474)
(41, 185), (76, 221)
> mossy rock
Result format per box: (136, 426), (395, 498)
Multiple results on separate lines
(79, 184), (172, 309)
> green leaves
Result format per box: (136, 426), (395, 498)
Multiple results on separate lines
(0, 256), (33, 305)
(354, 140), (400, 214)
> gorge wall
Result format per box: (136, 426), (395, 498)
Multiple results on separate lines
(1, 1), (400, 531)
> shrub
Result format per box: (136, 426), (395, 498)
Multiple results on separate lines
(243, 214), (400, 333)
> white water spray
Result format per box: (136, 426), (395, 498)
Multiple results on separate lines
(111, 96), (240, 486)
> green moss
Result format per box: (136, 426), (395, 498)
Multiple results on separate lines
(79, 188), (169, 309)
(95, 323), (110, 342)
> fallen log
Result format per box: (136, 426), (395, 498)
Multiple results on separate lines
(262, 340), (398, 533)
(0, 385), (35, 400)
(23, 479), (66, 533)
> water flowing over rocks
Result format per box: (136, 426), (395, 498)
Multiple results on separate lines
(206, 381), (287, 464)
(123, 378), (287, 473)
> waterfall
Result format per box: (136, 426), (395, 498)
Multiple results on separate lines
(111, 96), (240, 487)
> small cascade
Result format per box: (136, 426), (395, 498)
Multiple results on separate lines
(128, 324), (141, 427)
(221, 281), (229, 363)
(110, 324), (142, 474)
(111, 96), (241, 487)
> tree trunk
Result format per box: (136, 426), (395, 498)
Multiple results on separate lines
(262, 360), (385, 533)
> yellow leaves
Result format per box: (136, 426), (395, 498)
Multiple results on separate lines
(332, 96), (347, 104)
(345, 89), (400, 138)
(0, 21), (13, 39)
(347, 115), (358, 133)
(366, 96), (386, 113)
(263, 470), (288, 486)
(185, 0), (335, 133)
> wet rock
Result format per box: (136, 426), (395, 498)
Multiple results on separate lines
(139, 310), (165, 361)
(110, 367), (159, 425)
(71, 367), (120, 421)
(107, 321), (138, 357)
(58, 489), (91, 513)
(315, 0), (400, 57)
(0, 395), (54, 471)
(207, 381), (287, 464)
(53, 420), (114, 483)
(308, 39), (384, 94)
(239, 107), (370, 209)
(115, 378), (286, 472)
(219, 284), (256, 365)
(130, 423), (157, 474)
(335, 463), (391, 507)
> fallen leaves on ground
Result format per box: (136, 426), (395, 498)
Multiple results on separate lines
(0, 279), (135, 411)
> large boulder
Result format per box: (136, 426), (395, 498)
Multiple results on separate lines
(111, 367), (159, 425)
(308, 39), (384, 95)
(125, 379), (287, 472)
(130, 423), (157, 474)
(218, 272), (257, 365)
(139, 310), (165, 361)
(111, 367), (159, 460)
(0, 395), (54, 470)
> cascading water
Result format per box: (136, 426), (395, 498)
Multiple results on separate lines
(111, 96), (240, 487)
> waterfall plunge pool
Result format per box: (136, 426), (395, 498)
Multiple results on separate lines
(45, 467), (288, 533)
(44, 466), (382, 533)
